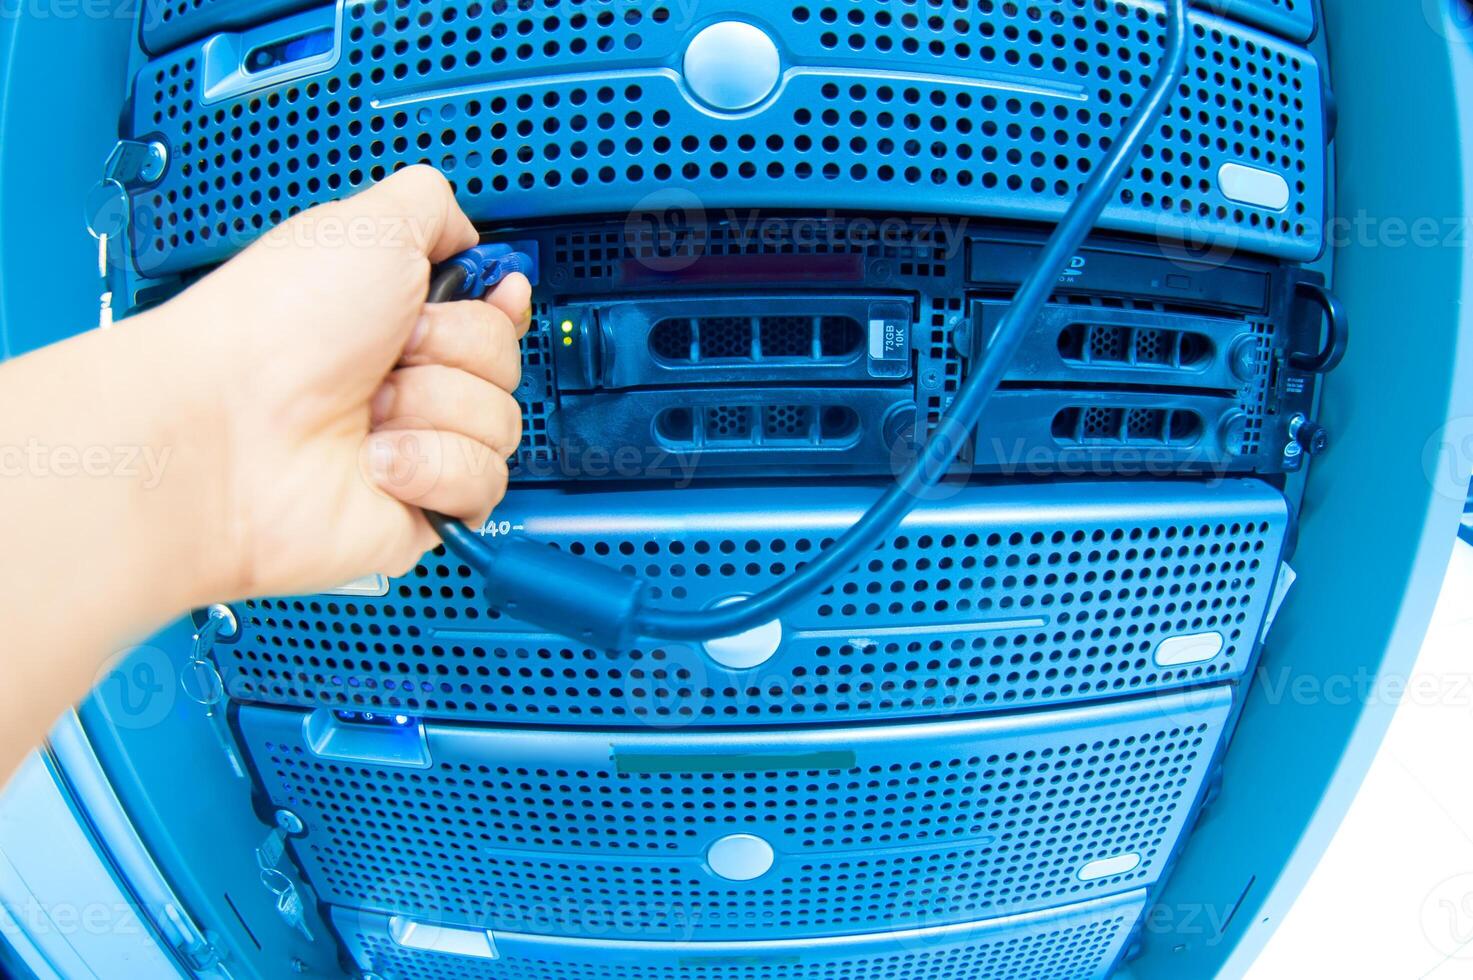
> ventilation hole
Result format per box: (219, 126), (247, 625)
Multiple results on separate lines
(649, 319), (693, 360)
(818, 316), (864, 357)
(1051, 407), (1081, 441)
(760, 316), (813, 357)
(1088, 327), (1127, 363)
(655, 406), (693, 442)
(1168, 410), (1205, 444)
(1126, 408), (1167, 442)
(1082, 407), (1123, 441)
(1057, 323), (1087, 361)
(1178, 332), (1214, 368)
(763, 404), (814, 440)
(820, 405), (860, 440)
(705, 404), (752, 441)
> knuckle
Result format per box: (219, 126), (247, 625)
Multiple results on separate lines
(481, 309), (513, 361)
(494, 327), (523, 387)
(494, 390), (523, 451)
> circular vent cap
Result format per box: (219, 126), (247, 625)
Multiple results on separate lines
(683, 21), (781, 112)
(702, 596), (783, 669)
(707, 834), (775, 881)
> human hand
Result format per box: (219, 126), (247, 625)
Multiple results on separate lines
(149, 165), (529, 600)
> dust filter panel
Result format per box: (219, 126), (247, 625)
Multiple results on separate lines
(218, 480), (1286, 727)
(128, 0), (1326, 274)
(238, 686), (1230, 940)
(330, 891), (1148, 980)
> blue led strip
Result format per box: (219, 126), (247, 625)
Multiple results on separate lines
(127, 0), (1326, 275)
(238, 687), (1229, 940)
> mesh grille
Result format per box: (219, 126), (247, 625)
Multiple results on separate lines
(128, 0), (1325, 273)
(139, 0), (1314, 56)
(241, 689), (1227, 938)
(512, 311), (556, 468)
(217, 481), (1285, 727)
(922, 297), (966, 440)
(1057, 324), (1214, 370)
(1053, 407), (1204, 447)
(553, 218), (955, 284)
(653, 404), (858, 449)
(649, 316), (863, 364)
(331, 892), (1145, 980)
(1237, 319), (1277, 456)
(705, 405), (753, 441)
(764, 405), (816, 440)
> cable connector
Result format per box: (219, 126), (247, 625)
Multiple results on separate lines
(437, 241), (541, 301)
(429, 514), (644, 651)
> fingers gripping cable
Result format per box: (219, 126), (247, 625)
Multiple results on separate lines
(423, 0), (1192, 650)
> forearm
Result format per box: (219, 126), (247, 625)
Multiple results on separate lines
(0, 310), (231, 768)
(0, 167), (524, 777)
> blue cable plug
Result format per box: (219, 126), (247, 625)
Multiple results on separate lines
(436, 241), (540, 300)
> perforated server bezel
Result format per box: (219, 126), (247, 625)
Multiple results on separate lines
(126, 0), (1327, 275)
(330, 890), (1149, 980)
(221, 479), (1287, 726)
(238, 689), (1228, 940)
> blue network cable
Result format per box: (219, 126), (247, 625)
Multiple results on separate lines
(427, 0), (1192, 649)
